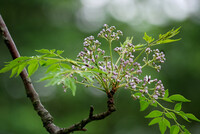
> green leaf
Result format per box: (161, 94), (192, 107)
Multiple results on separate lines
(56, 50), (64, 55)
(145, 110), (163, 118)
(177, 111), (190, 122)
(163, 118), (171, 128)
(164, 89), (169, 98)
(159, 119), (167, 134)
(174, 103), (182, 111)
(16, 62), (28, 76)
(89, 68), (107, 74)
(169, 94), (191, 102)
(148, 117), (162, 126)
(162, 98), (173, 102)
(140, 100), (150, 111)
(149, 100), (157, 107)
(35, 49), (50, 54)
(46, 64), (60, 73)
(157, 39), (181, 45)
(60, 63), (71, 69)
(170, 125), (179, 134)
(165, 112), (177, 120)
(28, 60), (39, 77)
(143, 32), (154, 43)
(10, 66), (19, 78)
(69, 78), (76, 96)
(37, 74), (54, 82)
(181, 125), (191, 134)
(185, 113), (200, 122)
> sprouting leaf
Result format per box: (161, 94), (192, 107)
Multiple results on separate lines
(28, 60), (39, 77)
(35, 49), (50, 54)
(169, 94), (191, 102)
(148, 117), (162, 126)
(140, 100), (150, 111)
(165, 112), (177, 120)
(145, 110), (163, 118)
(50, 49), (56, 53)
(163, 118), (171, 128)
(143, 32), (154, 43)
(162, 98), (173, 103)
(69, 78), (76, 96)
(159, 119), (167, 134)
(56, 50), (64, 55)
(185, 113), (200, 122)
(10, 66), (19, 78)
(46, 64), (60, 73)
(174, 103), (182, 111)
(177, 111), (190, 122)
(164, 89), (169, 98)
(170, 125), (179, 134)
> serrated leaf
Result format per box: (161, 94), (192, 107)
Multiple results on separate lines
(145, 110), (163, 118)
(174, 103), (182, 111)
(143, 32), (154, 43)
(148, 117), (162, 126)
(170, 125), (179, 134)
(60, 63), (71, 69)
(10, 66), (19, 78)
(56, 50), (64, 55)
(162, 98), (173, 102)
(35, 49), (50, 54)
(164, 89), (169, 98)
(185, 113), (200, 122)
(69, 78), (76, 96)
(159, 120), (167, 134)
(169, 94), (191, 102)
(28, 60), (39, 77)
(177, 111), (190, 122)
(46, 64), (60, 73)
(163, 118), (171, 128)
(165, 112), (177, 120)
(140, 100), (150, 111)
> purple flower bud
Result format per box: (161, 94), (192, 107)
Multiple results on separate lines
(153, 95), (158, 99)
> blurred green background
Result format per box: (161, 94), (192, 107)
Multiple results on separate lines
(0, 0), (200, 134)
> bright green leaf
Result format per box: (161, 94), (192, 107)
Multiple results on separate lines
(56, 50), (64, 55)
(162, 98), (173, 103)
(185, 113), (200, 122)
(164, 89), (169, 98)
(159, 120), (167, 134)
(35, 49), (50, 54)
(46, 64), (60, 73)
(10, 66), (19, 78)
(169, 94), (191, 102)
(174, 103), (182, 111)
(60, 63), (71, 69)
(177, 111), (190, 122)
(28, 60), (39, 77)
(143, 32), (154, 43)
(16, 62), (28, 76)
(165, 112), (177, 120)
(170, 125), (179, 134)
(69, 78), (76, 96)
(163, 118), (171, 128)
(140, 100), (150, 111)
(145, 110), (163, 118)
(148, 117), (162, 126)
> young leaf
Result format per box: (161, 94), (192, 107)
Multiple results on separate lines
(164, 89), (169, 98)
(140, 100), (150, 111)
(16, 62), (28, 76)
(165, 112), (177, 120)
(10, 66), (19, 78)
(177, 111), (190, 122)
(185, 113), (200, 122)
(28, 60), (39, 77)
(174, 103), (182, 111)
(168, 94), (191, 102)
(163, 118), (171, 128)
(145, 110), (163, 118)
(159, 119), (167, 134)
(35, 49), (50, 54)
(162, 98), (173, 103)
(143, 32), (154, 43)
(170, 125), (179, 134)
(46, 64), (60, 73)
(69, 78), (76, 96)
(60, 63), (71, 69)
(56, 50), (64, 55)
(148, 117), (162, 126)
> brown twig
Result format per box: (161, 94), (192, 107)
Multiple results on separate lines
(0, 14), (116, 134)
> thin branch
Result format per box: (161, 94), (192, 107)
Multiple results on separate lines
(0, 14), (61, 134)
(0, 14), (116, 134)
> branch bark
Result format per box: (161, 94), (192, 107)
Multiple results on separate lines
(0, 14), (116, 134)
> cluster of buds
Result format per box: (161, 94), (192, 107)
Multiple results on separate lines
(98, 24), (123, 41)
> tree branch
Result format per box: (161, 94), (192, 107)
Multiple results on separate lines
(0, 14), (116, 134)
